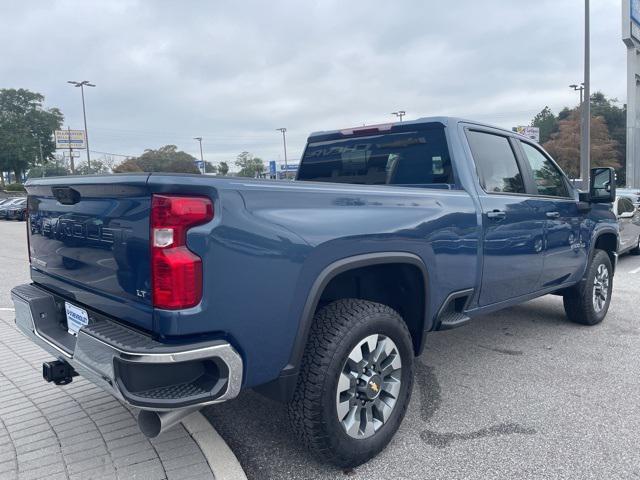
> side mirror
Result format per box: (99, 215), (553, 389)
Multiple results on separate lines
(589, 167), (616, 203)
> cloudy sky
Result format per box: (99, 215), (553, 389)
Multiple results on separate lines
(1, 0), (627, 168)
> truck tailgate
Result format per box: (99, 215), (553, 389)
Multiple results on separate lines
(26, 175), (153, 331)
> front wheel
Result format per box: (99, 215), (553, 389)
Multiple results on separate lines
(287, 299), (414, 468)
(563, 249), (613, 325)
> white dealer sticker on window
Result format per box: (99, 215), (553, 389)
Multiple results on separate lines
(65, 302), (89, 336)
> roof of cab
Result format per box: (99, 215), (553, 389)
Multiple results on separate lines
(307, 116), (524, 142)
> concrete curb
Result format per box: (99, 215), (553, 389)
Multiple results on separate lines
(182, 411), (248, 480)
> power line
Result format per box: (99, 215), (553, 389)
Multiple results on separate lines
(89, 149), (135, 158)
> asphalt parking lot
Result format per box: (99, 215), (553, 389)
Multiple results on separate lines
(1, 220), (639, 480)
(204, 250), (640, 479)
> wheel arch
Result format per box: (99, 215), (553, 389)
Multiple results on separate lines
(257, 252), (430, 402)
(591, 229), (618, 273)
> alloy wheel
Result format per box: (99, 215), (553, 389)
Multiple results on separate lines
(336, 334), (402, 439)
(592, 263), (610, 313)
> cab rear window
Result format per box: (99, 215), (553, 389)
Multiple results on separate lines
(298, 128), (454, 187)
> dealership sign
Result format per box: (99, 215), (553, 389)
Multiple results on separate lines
(55, 130), (86, 149)
(515, 126), (540, 142)
(279, 163), (299, 171)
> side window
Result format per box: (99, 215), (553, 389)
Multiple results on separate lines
(520, 142), (569, 198)
(466, 130), (525, 194)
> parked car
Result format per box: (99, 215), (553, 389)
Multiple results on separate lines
(12, 117), (619, 468)
(615, 195), (640, 254)
(617, 187), (640, 210)
(0, 197), (26, 220)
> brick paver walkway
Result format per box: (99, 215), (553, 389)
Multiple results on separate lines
(0, 311), (215, 480)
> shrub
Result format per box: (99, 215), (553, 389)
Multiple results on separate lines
(5, 183), (26, 192)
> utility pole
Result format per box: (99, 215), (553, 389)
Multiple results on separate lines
(68, 80), (95, 171)
(392, 111), (406, 122)
(581, 0), (591, 186)
(193, 137), (205, 173)
(276, 128), (288, 179)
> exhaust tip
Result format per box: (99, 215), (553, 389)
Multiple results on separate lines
(138, 410), (162, 438)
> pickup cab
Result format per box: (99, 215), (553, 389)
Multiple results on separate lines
(12, 117), (618, 467)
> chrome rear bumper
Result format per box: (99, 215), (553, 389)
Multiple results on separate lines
(11, 283), (243, 411)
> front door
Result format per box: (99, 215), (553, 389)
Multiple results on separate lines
(465, 129), (545, 306)
(517, 141), (586, 286)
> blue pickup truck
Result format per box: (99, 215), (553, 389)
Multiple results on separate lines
(12, 117), (618, 467)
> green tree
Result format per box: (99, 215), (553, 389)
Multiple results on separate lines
(531, 106), (558, 144)
(113, 145), (201, 174)
(235, 151), (264, 177)
(557, 106), (572, 122)
(75, 159), (110, 175)
(591, 92), (626, 183)
(218, 161), (229, 176)
(27, 164), (71, 178)
(204, 161), (218, 174)
(0, 88), (63, 186)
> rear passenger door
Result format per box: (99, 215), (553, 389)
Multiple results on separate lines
(516, 140), (586, 287)
(466, 130), (546, 306)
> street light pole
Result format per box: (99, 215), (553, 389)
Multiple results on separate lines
(193, 137), (205, 173)
(570, 83), (585, 106)
(67, 125), (74, 174)
(276, 128), (288, 179)
(581, 0), (591, 186)
(68, 80), (95, 171)
(391, 111), (406, 122)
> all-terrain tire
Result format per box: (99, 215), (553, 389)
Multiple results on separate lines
(287, 299), (414, 468)
(563, 249), (613, 325)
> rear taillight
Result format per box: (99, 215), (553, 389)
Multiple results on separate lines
(151, 194), (213, 310)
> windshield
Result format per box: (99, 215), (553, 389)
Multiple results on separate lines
(297, 127), (453, 187)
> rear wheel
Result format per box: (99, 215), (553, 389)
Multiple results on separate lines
(563, 250), (613, 325)
(630, 236), (640, 255)
(287, 299), (414, 468)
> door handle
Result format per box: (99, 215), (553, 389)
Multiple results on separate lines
(546, 211), (560, 219)
(487, 210), (506, 220)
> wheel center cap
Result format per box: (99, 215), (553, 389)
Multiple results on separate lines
(365, 374), (382, 399)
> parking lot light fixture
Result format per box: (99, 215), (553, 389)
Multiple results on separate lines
(392, 111), (406, 122)
(276, 128), (289, 178)
(67, 80), (95, 171)
(194, 137), (205, 173)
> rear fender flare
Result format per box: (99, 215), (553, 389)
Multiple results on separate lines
(284, 252), (430, 378)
